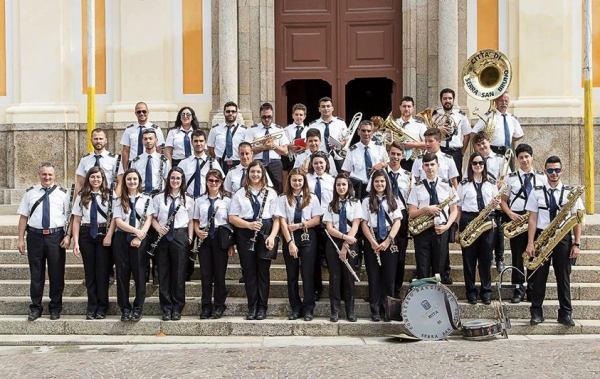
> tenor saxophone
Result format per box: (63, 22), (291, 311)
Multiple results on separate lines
(523, 186), (585, 275)
(408, 194), (457, 236)
(458, 183), (508, 248)
(502, 212), (529, 238)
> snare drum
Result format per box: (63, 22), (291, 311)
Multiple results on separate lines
(401, 283), (460, 341)
(461, 319), (503, 340)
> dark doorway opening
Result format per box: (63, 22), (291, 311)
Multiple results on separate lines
(345, 78), (394, 122)
(282, 79), (332, 126)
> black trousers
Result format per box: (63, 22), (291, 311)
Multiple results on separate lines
(508, 211), (533, 298)
(282, 229), (317, 314)
(26, 230), (66, 314)
(400, 158), (414, 172)
(493, 211), (505, 263)
(156, 228), (188, 314)
(263, 159), (283, 193)
(441, 147), (463, 181)
(146, 230), (159, 282)
(530, 231), (573, 318)
(326, 237), (357, 315)
(414, 228), (449, 279)
(199, 234), (229, 311)
(218, 158), (241, 176)
(349, 177), (368, 202)
(237, 228), (272, 312)
(364, 238), (399, 315)
(113, 231), (148, 312)
(79, 227), (110, 314)
(393, 237), (409, 297)
(313, 224), (327, 294)
(459, 213), (494, 301)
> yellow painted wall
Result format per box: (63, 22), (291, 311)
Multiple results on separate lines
(182, 0), (204, 94)
(477, 0), (499, 50)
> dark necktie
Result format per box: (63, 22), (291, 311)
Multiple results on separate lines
(294, 196), (302, 223)
(364, 146), (373, 176)
(549, 188), (558, 221)
(502, 114), (511, 150)
(90, 193), (98, 238)
(377, 198), (387, 241)
(524, 173), (533, 196)
(240, 168), (246, 188)
(323, 121), (332, 152)
(193, 158), (202, 197)
(93, 155), (102, 167)
(295, 126), (302, 140)
(429, 181), (439, 205)
(389, 172), (400, 197)
(137, 126), (144, 157)
(166, 196), (178, 241)
(315, 177), (322, 203)
(225, 125), (234, 159)
(263, 127), (271, 166)
(208, 198), (217, 238)
(129, 198), (137, 227)
(42, 188), (50, 229)
(339, 200), (348, 234)
(184, 131), (192, 158)
(474, 182), (485, 211)
(144, 155), (153, 193)
(252, 193), (261, 220)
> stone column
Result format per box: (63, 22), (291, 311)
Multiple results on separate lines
(438, 0), (459, 92)
(212, 0), (242, 125)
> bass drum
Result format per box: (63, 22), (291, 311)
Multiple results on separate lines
(402, 283), (460, 341)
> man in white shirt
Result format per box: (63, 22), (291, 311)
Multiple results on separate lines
(178, 129), (224, 198)
(207, 101), (248, 175)
(129, 129), (170, 196)
(224, 142), (272, 196)
(395, 95), (427, 171)
(120, 102), (165, 169)
(75, 128), (123, 197)
(310, 97), (348, 172)
(282, 103), (308, 191)
(293, 128), (338, 175)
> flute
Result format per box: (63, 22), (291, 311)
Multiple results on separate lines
(324, 229), (360, 282)
(368, 224), (382, 266)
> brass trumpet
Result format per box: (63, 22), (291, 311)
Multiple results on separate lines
(250, 131), (285, 145)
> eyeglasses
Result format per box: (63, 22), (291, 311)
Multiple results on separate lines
(261, 115), (273, 120)
(546, 168), (562, 174)
(207, 178), (222, 184)
(170, 177), (182, 181)
(225, 110), (237, 114)
(471, 161), (485, 166)
(136, 110), (148, 115)
(181, 113), (192, 118)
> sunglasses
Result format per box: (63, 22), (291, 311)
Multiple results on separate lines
(181, 112), (192, 118)
(261, 115), (273, 120)
(546, 168), (562, 174)
(225, 110), (237, 114)
(207, 178), (222, 184)
(471, 161), (485, 166)
(136, 110), (148, 115)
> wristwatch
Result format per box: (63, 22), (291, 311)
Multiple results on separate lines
(573, 243), (581, 247)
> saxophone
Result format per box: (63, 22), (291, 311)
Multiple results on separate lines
(523, 186), (585, 274)
(502, 212), (529, 238)
(408, 194), (457, 236)
(458, 183), (508, 248)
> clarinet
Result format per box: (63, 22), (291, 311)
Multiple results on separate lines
(190, 205), (219, 262)
(157, 144), (166, 193)
(249, 188), (269, 252)
(147, 203), (182, 256)
(107, 154), (121, 221)
(63, 183), (76, 233)
(129, 198), (151, 242)
(324, 229), (360, 282)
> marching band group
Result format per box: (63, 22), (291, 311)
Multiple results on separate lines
(17, 93), (584, 328)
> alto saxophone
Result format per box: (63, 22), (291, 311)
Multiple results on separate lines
(523, 186), (585, 275)
(458, 183), (508, 248)
(408, 194), (457, 236)
(503, 212), (529, 239)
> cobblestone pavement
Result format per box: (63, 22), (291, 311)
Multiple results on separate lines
(0, 336), (599, 378)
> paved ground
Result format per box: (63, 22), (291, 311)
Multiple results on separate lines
(1, 335), (599, 378)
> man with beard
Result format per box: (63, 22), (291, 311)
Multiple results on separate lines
(395, 96), (427, 172)
(311, 97), (348, 173)
(207, 101), (248, 175)
(120, 102), (165, 170)
(75, 128), (123, 197)
(431, 88), (472, 180)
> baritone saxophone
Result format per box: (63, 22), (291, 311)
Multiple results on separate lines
(458, 183), (508, 248)
(408, 194), (457, 236)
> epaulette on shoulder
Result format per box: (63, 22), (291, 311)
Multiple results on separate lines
(458, 110), (466, 116)
(26, 186), (34, 192)
(82, 152), (92, 158)
(534, 170), (544, 176)
(349, 145), (358, 151)
(108, 152), (116, 158)
(444, 153), (453, 159)
(533, 185), (544, 191)
(230, 164), (239, 171)
(126, 123), (135, 128)
(508, 172), (518, 177)
(239, 124), (248, 129)
(441, 178), (450, 184)
(131, 156), (141, 164)
(336, 116), (344, 122)
(151, 123), (160, 129)
(309, 120), (317, 125)
(59, 187), (68, 193)
(460, 178), (468, 185)
(279, 193), (287, 198)
(416, 154), (424, 160)
(494, 153), (503, 158)
(160, 155), (168, 162)
(414, 180), (423, 186)
(564, 185), (574, 190)
(488, 177), (497, 185)
(212, 123), (219, 128)
(415, 119), (423, 123)
(404, 170), (411, 176)
(374, 141), (383, 146)
(251, 123), (258, 128)
(484, 110), (492, 116)
(433, 109), (439, 115)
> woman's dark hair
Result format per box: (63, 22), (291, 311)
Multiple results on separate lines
(162, 167), (188, 206)
(329, 173), (354, 214)
(204, 169), (226, 198)
(244, 160), (268, 199)
(172, 106), (199, 131)
(367, 169), (397, 213)
(307, 151), (330, 175)
(120, 168), (143, 213)
(79, 166), (109, 209)
(466, 151), (489, 183)
(284, 168), (311, 209)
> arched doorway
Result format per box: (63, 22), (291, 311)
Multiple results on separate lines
(282, 79), (332, 125)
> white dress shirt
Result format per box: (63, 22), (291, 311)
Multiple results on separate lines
(194, 194), (231, 228)
(207, 123), (248, 161)
(229, 187), (279, 219)
(244, 123), (290, 160)
(310, 117), (348, 159)
(360, 196), (404, 228)
(165, 127), (195, 161)
(274, 193), (323, 223)
(526, 183), (584, 229)
(113, 194), (155, 229)
(177, 153), (224, 197)
(306, 172), (335, 213)
(17, 184), (70, 229)
(71, 192), (110, 224)
(152, 193), (194, 229)
(457, 179), (499, 212)
(407, 177), (455, 224)
(505, 169), (546, 212)
(472, 111), (524, 148)
(120, 123), (166, 158)
(129, 152), (171, 193)
(75, 150), (124, 187)
(411, 150), (459, 181)
(432, 108), (472, 150)
(323, 198), (363, 230)
(342, 141), (389, 184)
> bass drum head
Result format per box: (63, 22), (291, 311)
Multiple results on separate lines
(401, 283), (460, 341)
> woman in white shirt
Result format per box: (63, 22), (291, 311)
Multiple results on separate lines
(361, 169), (403, 322)
(165, 107), (199, 167)
(275, 168), (323, 321)
(228, 160), (279, 321)
(113, 168), (155, 322)
(151, 167), (194, 321)
(194, 169), (234, 320)
(324, 173), (362, 322)
(72, 167), (111, 320)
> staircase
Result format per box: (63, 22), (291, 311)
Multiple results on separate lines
(1, 212), (600, 341)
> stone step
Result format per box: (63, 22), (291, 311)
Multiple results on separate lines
(0, 317), (598, 338)
(2, 279), (599, 301)
(1, 297), (600, 320)
(2, 249), (600, 266)
(2, 263), (599, 284)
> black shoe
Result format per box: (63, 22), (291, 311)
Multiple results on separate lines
(511, 294), (524, 304)
(441, 277), (453, 285)
(255, 309), (266, 320)
(321, 258), (328, 268)
(530, 314), (544, 325)
(27, 310), (41, 322)
(131, 311), (142, 322)
(347, 314), (357, 322)
(50, 313), (60, 320)
(162, 312), (171, 321)
(288, 311), (300, 320)
(121, 310), (131, 322)
(329, 312), (339, 323)
(467, 298), (477, 305)
(212, 308), (225, 319)
(86, 312), (96, 320)
(152, 276), (159, 286)
(185, 275), (192, 282)
(239, 276), (245, 283)
(200, 308), (212, 320)
(482, 298), (492, 305)
(95, 313), (106, 320)
(314, 290), (322, 302)
(108, 275), (116, 285)
(557, 316), (575, 327)
(171, 312), (181, 321)
(246, 310), (256, 320)
(371, 312), (381, 322)
(354, 257), (363, 270)
(496, 261), (506, 272)
(304, 312), (314, 322)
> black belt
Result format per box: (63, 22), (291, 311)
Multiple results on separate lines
(81, 223), (108, 228)
(441, 147), (461, 153)
(259, 158), (281, 162)
(219, 158), (241, 167)
(28, 226), (64, 235)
